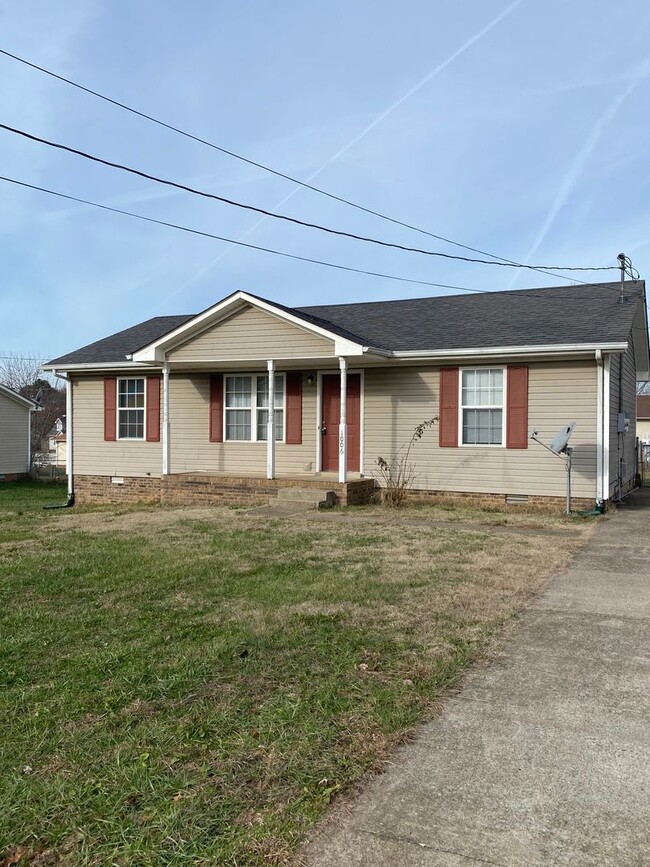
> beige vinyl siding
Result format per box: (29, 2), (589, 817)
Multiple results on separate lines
(169, 306), (335, 362)
(168, 372), (318, 475)
(72, 377), (162, 477)
(0, 392), (30, 474)
(363, 361), (598, 499)
(609, 344), (637, 496)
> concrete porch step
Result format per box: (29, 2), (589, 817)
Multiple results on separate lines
(271, 488), (337, 508)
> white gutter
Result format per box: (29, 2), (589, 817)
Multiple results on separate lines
(392, 342), (629, 360)
(595, 350), (603, 504)
(42, 361), (159, 373)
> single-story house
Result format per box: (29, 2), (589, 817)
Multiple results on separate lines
(636, 395), (650, 443)
(42, 280), (649, 510)
(0, 382), (37, 480)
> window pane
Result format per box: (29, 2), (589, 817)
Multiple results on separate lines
(118, 378), (144, 409)
(257, 409), (284, 441)
(462, 369), (502, 408)
(119, 408), (144, 439)
(225, 376), (251, 408)
(463, 409), (502, 445)
(226, 409), (251, 440)
(256, 375), (284, 409)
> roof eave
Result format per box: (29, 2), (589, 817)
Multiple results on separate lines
(391, 342), (629, 360)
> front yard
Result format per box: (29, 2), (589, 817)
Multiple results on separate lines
(0, 482), (591, 865)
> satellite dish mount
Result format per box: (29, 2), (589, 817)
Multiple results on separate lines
(530, 423), (577, 514)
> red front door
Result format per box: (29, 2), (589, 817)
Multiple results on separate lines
(321, 374), (361, 472)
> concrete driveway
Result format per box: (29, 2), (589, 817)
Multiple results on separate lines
(303, 491), (650, 866)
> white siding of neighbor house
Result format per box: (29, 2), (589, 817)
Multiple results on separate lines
(637, 419), (650, 442)
(168, 372), (318, 475)
(363, 360), (599, 500)
(0, 391), (30, 474)
(168, 305), (336, 362)
(72, 377), (162, 477)
(609, 344), (637, 497)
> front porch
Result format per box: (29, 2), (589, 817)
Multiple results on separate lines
(73, 472), (377, 507)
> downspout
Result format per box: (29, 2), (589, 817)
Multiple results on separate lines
(27, 403), (32, 474)
(603, 355), (611, 502)
(617, 350), (624, 499)
(45, 371), (75, 508)
(162, 360), (170, 476)
(595, 350), (603, 505)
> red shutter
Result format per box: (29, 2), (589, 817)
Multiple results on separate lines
(439, 368), (459, 447)
(104, 377), (117, 441)
(506, 365), (528, 449)
(209, 374), (224, 442)
(146, 376), (161, 442)
(285, 372), (303, 445)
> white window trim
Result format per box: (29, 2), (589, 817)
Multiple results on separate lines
(223, 372), (286, 443)
(117, 376), (147, 441)
(458, 366), (507, 448)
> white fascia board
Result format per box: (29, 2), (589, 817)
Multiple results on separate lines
(131, 290), (366, 362)
(43, 362), (161, 373)
(392, 342), (628, 360)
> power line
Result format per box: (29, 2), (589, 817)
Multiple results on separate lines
(0, 175), (488, 294)
(0, 47), (596, 286)
(0, 121), (619, 276)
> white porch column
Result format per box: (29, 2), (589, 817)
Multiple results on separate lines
(267, 360), (275, 479)
(338, 357), (347, 483)
(65, 376), (73, 497)
(162, 361), (171, 476)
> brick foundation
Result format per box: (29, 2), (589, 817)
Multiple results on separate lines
(405, 487), (596, 514)
(0, 472), (30, 482)
(73, 474), (377, 507)
(73, 474), (161, 504)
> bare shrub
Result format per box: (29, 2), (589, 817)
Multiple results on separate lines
(376, 417), (438, 506)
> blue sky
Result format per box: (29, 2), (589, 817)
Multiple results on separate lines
(1, 0), (649, 362)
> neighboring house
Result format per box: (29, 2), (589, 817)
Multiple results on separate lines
(0, 383), (37, 480)
(636, 395), (650, 443)
(42, 280), (649, 509)
(46, 416), (67, 468)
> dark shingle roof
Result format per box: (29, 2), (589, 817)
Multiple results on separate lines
(47, 281), (645, 366)
(297, 281), (645, 351)
(47, 316), (193, 366)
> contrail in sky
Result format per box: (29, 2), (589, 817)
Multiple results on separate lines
(508, 61), (650, 288)
(158, 0), (526, 306)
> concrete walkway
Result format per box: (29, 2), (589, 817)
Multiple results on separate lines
(303, 491), (650, 867)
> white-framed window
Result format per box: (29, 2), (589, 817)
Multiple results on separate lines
(118, 377), (145, 440)
(460, 368), (504, 446)
(224, 374), (285, 442)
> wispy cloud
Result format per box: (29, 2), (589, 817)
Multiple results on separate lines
(157, 0), (526, 308)
(509, 60), (650, 286)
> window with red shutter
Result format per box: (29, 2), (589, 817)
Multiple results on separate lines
(146, 376), (161, 442)
(506, 366), (529, 449)
(439, 368), (459, 447)
(104, 377), (117, 441)
(209, 374), (224, 442)
(285, 372), (302, 444)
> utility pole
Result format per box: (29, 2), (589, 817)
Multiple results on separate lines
(617, 252), (627, 303)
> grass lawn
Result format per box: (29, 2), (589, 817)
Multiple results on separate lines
(0, 481), (592, 866)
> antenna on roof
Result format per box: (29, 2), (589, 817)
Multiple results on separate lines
(530, 423), (577, 514)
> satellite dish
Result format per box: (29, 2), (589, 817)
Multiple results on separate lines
(549, 422), (576, 455)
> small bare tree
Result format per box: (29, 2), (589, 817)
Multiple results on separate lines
(376, 417), (438, 506)
(0, 352), (44, 393)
